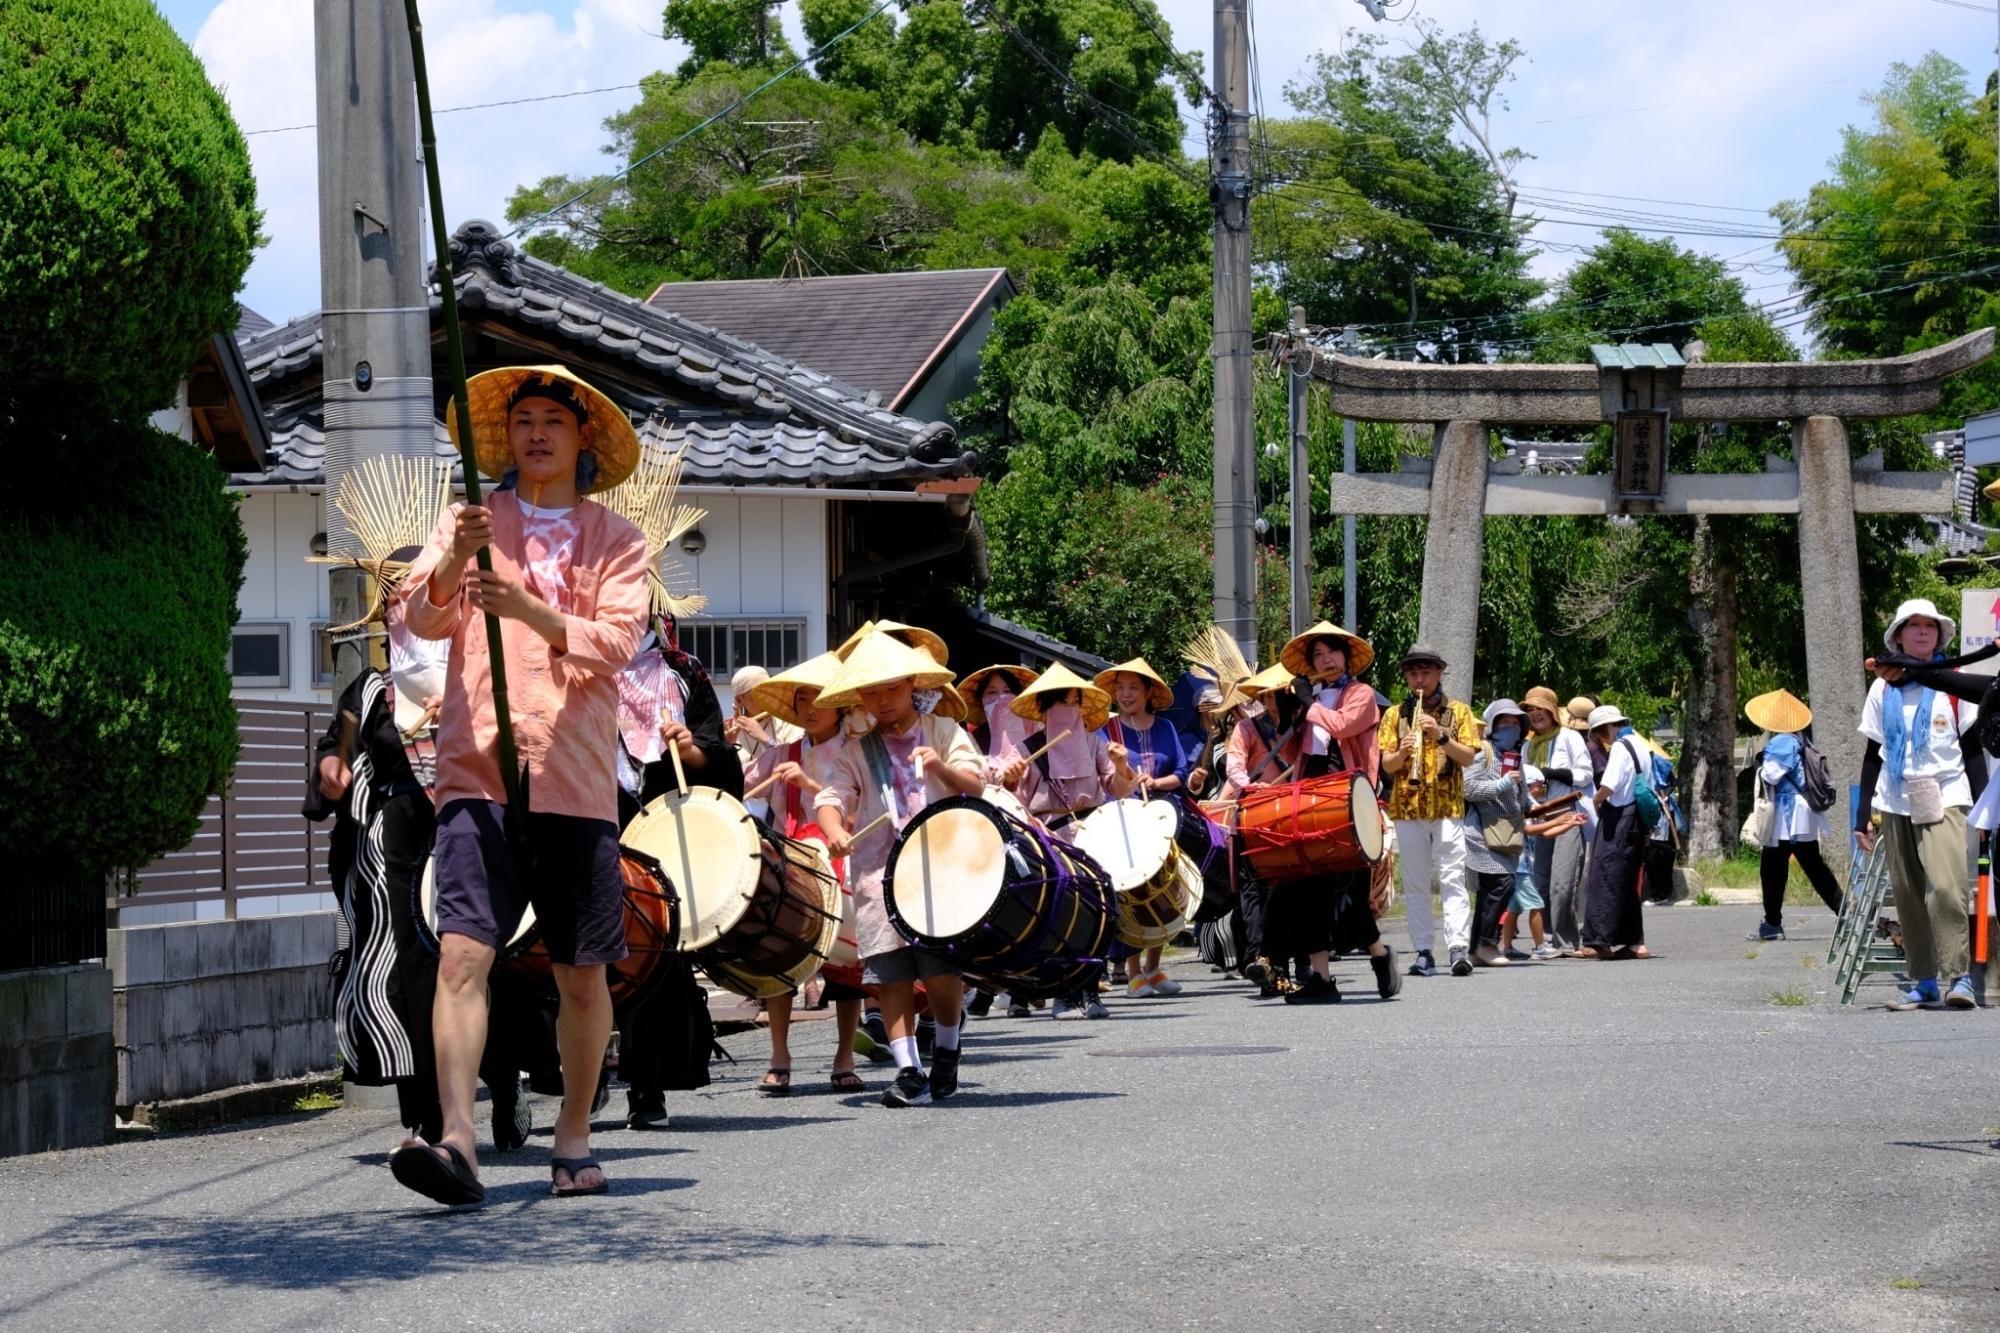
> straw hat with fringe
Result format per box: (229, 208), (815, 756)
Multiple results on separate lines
(308, 454), (455, 632)
(1182, 624), (1254, 714)
(1094, 657), (1174, 712)
(1745, 688), (1812, 735)
(816, 631), (956, 710)
(835, 618), (950, 667)
(1010, 662), (1111, 731)
(595, 443), (708, 619)
(445, 364), (639, 493)
(1280, 620), (1375, 679)
(957, 664), (1038, 717)
(749, 651), (845, 729)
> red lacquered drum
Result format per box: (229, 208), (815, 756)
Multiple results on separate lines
(1234, 773), (1386, 884)
(503, 851), (680, 1009)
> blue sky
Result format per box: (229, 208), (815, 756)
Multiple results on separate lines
(161, 1), (2000, 337)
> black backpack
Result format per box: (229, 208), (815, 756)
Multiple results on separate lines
(1796, 737), (1836, 813)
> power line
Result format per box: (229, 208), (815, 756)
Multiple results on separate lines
(1922, 0), (1996, 14)
(1112, 0), (1219, 107)
(506, 0), (898, 240)
(243, 82), (646, 136)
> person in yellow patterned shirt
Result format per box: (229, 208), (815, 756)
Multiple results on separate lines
(1377, 644), (1482, 977)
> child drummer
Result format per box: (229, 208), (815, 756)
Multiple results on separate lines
(815, 631), (986, 1107)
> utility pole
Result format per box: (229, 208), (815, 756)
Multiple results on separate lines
(314, 0), (436, 698)
(1287, 306), (1311, 635)
(1212, 0), (1257, 659)
(1342, 415), (1358, 627)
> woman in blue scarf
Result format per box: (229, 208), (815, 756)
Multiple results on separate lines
(1745, 689), (1841, 943)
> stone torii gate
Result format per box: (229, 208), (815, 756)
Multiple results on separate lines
(1285, 327), (1995, 854)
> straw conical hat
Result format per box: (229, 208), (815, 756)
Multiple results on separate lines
(928, 685), (969, 722)
(595, 444), (707, 618)
(1094, 657), (1174, 712)
(445, 364), (639, 493)
(816, 631), (955, 709)
(1242, 662), (1295, 698)
(1010, 662), (1111, 731)
(834, 618), (950, 667)
(1280, 621), (1375, 679)
(749, 651), (845, 729)
(1745, 688), (1812, 735)
(957, 664), (1038, 717)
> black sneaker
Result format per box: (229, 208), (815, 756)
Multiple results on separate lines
(967, 989), (995, 1018)
(1283, 973), (1342, 1005)
(882, 1065), (932, 1108)
(625, 1092), (668, 1131)
(1243, 957), (1271, 986)
(929, 1046), (961, 1099)
(1006, 1000), (1032, 1018)
(862, 1012), (888, 1047)
(1407, 950), (1436, 978)
(1371, 947), (1402, 999)
(1449, 946), (1473, 977)
(1750, 921), (1785, 942)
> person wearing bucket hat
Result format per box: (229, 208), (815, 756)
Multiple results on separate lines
(1462, 700), (1581, 968)
(392, 361), (655, 1202)
(1377, 644), (1482, 977)
(1521, 686), (1594, 956)
(1577, 704), (1654, 960)
(1742, 689), (1844, 944)
(1094, 658), (1194, 998)
(814, 631), (987, 1104)
(1855, 599), (1981, 1009)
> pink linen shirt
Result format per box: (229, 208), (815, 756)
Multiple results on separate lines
(400, 491), (650, 824)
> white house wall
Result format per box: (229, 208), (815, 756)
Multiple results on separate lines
(235, 490), (331, 703)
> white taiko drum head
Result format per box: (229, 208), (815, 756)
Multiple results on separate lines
(982, 784), (1030, 822)
(1074, 799), (1175, 892)
(624, 789), (762, 952)
(889, 806), (1008, 940)
(1350, 778), (1386, 862)
(419, 854), (536, 950)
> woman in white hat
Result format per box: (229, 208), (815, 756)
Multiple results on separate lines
(1578, 704), (1653, 960)
(1860, 599), (1979, 1009)
(1743, 689), (1843, 944)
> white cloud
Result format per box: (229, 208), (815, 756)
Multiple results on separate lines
(191, 0), (680, 322)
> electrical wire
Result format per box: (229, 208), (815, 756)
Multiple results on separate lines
(243, 82), (646, 136)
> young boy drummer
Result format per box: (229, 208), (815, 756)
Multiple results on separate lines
(390, 364), (649, 1206)
(815, 631), (987, 1106)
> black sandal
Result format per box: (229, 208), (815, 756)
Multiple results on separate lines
(550, 1155), (609, 1197)
(829, 1069), (864, 1093)
(759, 1068), (792, 1097)
(390, 1142), (486, 1208)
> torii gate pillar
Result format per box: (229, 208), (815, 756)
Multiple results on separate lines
(1418, 420), (1489, 701)
(1796, 415), (1867, 858)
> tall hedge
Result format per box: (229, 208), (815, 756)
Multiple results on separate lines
(0, 0), (261, 426)
(0, 422), (247, 875)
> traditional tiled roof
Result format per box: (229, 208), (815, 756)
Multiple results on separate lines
(647, 268), (1012, 408)
(233, 221), (965, 488)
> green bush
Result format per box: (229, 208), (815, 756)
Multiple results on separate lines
(0, 0), (260, 426)
(0, 422), (246, 875)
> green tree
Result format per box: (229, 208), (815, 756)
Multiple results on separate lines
(661, 0), (794, 78)
(0, 0), (261, 427)
(0, 1), (254, 927)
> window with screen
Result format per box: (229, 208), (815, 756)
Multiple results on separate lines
(230, 621), (291, 688)
(312, 622), (336, 688)
(680, 617), (807, 676)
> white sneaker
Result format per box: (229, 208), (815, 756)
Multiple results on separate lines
(1530, 943), (1560, 961)
(1148, 971), (1182, 996)
(1052, 998), (1084, 1020)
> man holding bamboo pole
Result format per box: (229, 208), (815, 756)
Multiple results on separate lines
(390, 366), (649, 1205)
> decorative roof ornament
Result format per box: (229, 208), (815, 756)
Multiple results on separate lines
(437, 218), (520, 286)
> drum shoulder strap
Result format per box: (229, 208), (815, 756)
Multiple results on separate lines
(859, 729), (897, 812)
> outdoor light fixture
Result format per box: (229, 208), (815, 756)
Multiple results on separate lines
(354, 360), (373, 391)
(681, 528), (707, 556)
(310, 531), (328, 557)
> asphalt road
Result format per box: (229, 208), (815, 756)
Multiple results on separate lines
(3, 905), (1996, 1332)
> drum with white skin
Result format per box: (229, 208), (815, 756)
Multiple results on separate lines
(1072, 797), (1188, 950)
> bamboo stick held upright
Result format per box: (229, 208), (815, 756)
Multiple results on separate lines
(402, 0), (524, 813)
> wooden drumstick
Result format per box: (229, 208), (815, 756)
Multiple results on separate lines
(745, 770), (783, 802)
(1017, 729), (1072, 767)
(847, 808), (895, 844)
(669, 742), (688, 799)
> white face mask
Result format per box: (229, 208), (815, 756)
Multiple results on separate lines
(388, 618), (448, 732)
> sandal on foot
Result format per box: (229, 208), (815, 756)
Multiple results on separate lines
(830, 1070), (865, 1093)
(390, 1142), (485, 1208)
(550, 1155), (609, 1197)
(759, 1068), (792, 1097)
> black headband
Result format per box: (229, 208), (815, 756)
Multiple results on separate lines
(507, 375), (590, 424)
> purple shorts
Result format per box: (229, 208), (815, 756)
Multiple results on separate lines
(432, 799), (628, 967)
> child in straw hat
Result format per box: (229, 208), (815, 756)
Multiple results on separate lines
(1521, 685), (1594, 957)
(1097, 657), (1190, 998)
(1743, 688), (1842, 944)
(815, 631), (986, 1106)
(392, 364), (648, 1205)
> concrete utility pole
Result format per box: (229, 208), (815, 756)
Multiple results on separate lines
(315, 0), (436, 697)
(1211, 0), (1257, 659)
(1287, 305), (1311, 635)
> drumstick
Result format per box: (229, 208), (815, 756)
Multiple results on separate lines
(1018, 729), (1072, 766)
(847, 808), (895, 845)
(670, 743), (688, 799)
(745, 770), (783, 802)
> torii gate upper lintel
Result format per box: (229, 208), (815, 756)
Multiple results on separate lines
(1282, 326), (1997, 857)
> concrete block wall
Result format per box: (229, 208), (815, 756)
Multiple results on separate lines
(109, 914), (337, 1109)
(0, 963), (115, 1157)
